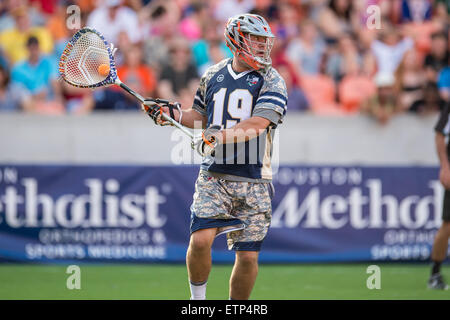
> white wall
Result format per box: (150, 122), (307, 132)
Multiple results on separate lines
(0, 112), (440, 165)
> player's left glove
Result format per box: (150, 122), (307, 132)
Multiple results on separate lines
(195, 125), (222, 157)
(142, 99), (182, 126)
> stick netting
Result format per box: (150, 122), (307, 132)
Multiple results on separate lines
(60, 30), (111, 87)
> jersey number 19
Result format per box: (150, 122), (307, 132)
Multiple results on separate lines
(212, 88), (253, 129)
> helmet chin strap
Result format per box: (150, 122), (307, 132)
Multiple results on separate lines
(236, 52), (262, 71)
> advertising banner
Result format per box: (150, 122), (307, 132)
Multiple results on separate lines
(0, 165), (444, 263)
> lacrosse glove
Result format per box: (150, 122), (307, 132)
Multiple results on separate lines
(196, 125), (222, 157)
(142, 99), (182, 126)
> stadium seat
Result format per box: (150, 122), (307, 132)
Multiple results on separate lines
(300, 74), (343, 115)
(339, 75), (376, 113)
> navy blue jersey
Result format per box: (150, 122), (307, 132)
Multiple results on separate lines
(192, 58), (287, 182)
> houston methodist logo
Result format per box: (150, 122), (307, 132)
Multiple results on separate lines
(271, 167), (443, 230)
(0, 166), (443, 231)
(0, 168), (168, 229)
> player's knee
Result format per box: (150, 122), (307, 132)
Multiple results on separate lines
(236, 251), (259, 268)
(189, 230), (215, 252)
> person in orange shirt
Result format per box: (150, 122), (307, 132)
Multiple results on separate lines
(97, 42), (157, 111)
(116, 43), (156, 98)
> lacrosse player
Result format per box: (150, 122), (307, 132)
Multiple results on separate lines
(143, 14), (287, 300)
(428, 101), (450, 290)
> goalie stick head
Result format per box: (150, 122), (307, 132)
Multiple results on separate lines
(59, 27), (118, 88)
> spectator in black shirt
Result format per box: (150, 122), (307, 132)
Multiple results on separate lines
(158, 37), (199, 109)
(409, 81), (446, 114)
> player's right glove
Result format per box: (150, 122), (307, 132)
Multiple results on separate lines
(142, 99), (182, 126)
(195, 125), (222, 157)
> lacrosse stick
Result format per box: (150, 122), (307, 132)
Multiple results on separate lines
(58, 27), (194, 140)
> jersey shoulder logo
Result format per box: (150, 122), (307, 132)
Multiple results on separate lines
(246, 75), (259, 86)
(217, 74), (224, 82)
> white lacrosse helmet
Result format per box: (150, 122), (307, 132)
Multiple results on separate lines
(224, 14), (275, 70)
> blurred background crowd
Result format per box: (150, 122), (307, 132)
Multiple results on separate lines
(0, 0), (449, 125)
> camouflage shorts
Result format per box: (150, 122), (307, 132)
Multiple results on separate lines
(190, 171), (274, 251)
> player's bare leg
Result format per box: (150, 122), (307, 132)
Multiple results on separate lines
(186, 228), (217, 299)
(429, 221), (450, 289)
(229, 251), (259, 300)
(431, 221), (450, 262)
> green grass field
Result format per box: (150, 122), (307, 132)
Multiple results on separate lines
(0, 263), (449, 300)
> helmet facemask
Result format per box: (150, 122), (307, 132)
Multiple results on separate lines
(238, 32), (274, 70)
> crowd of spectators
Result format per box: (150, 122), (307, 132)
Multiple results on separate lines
(0, 0), (449, 125)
